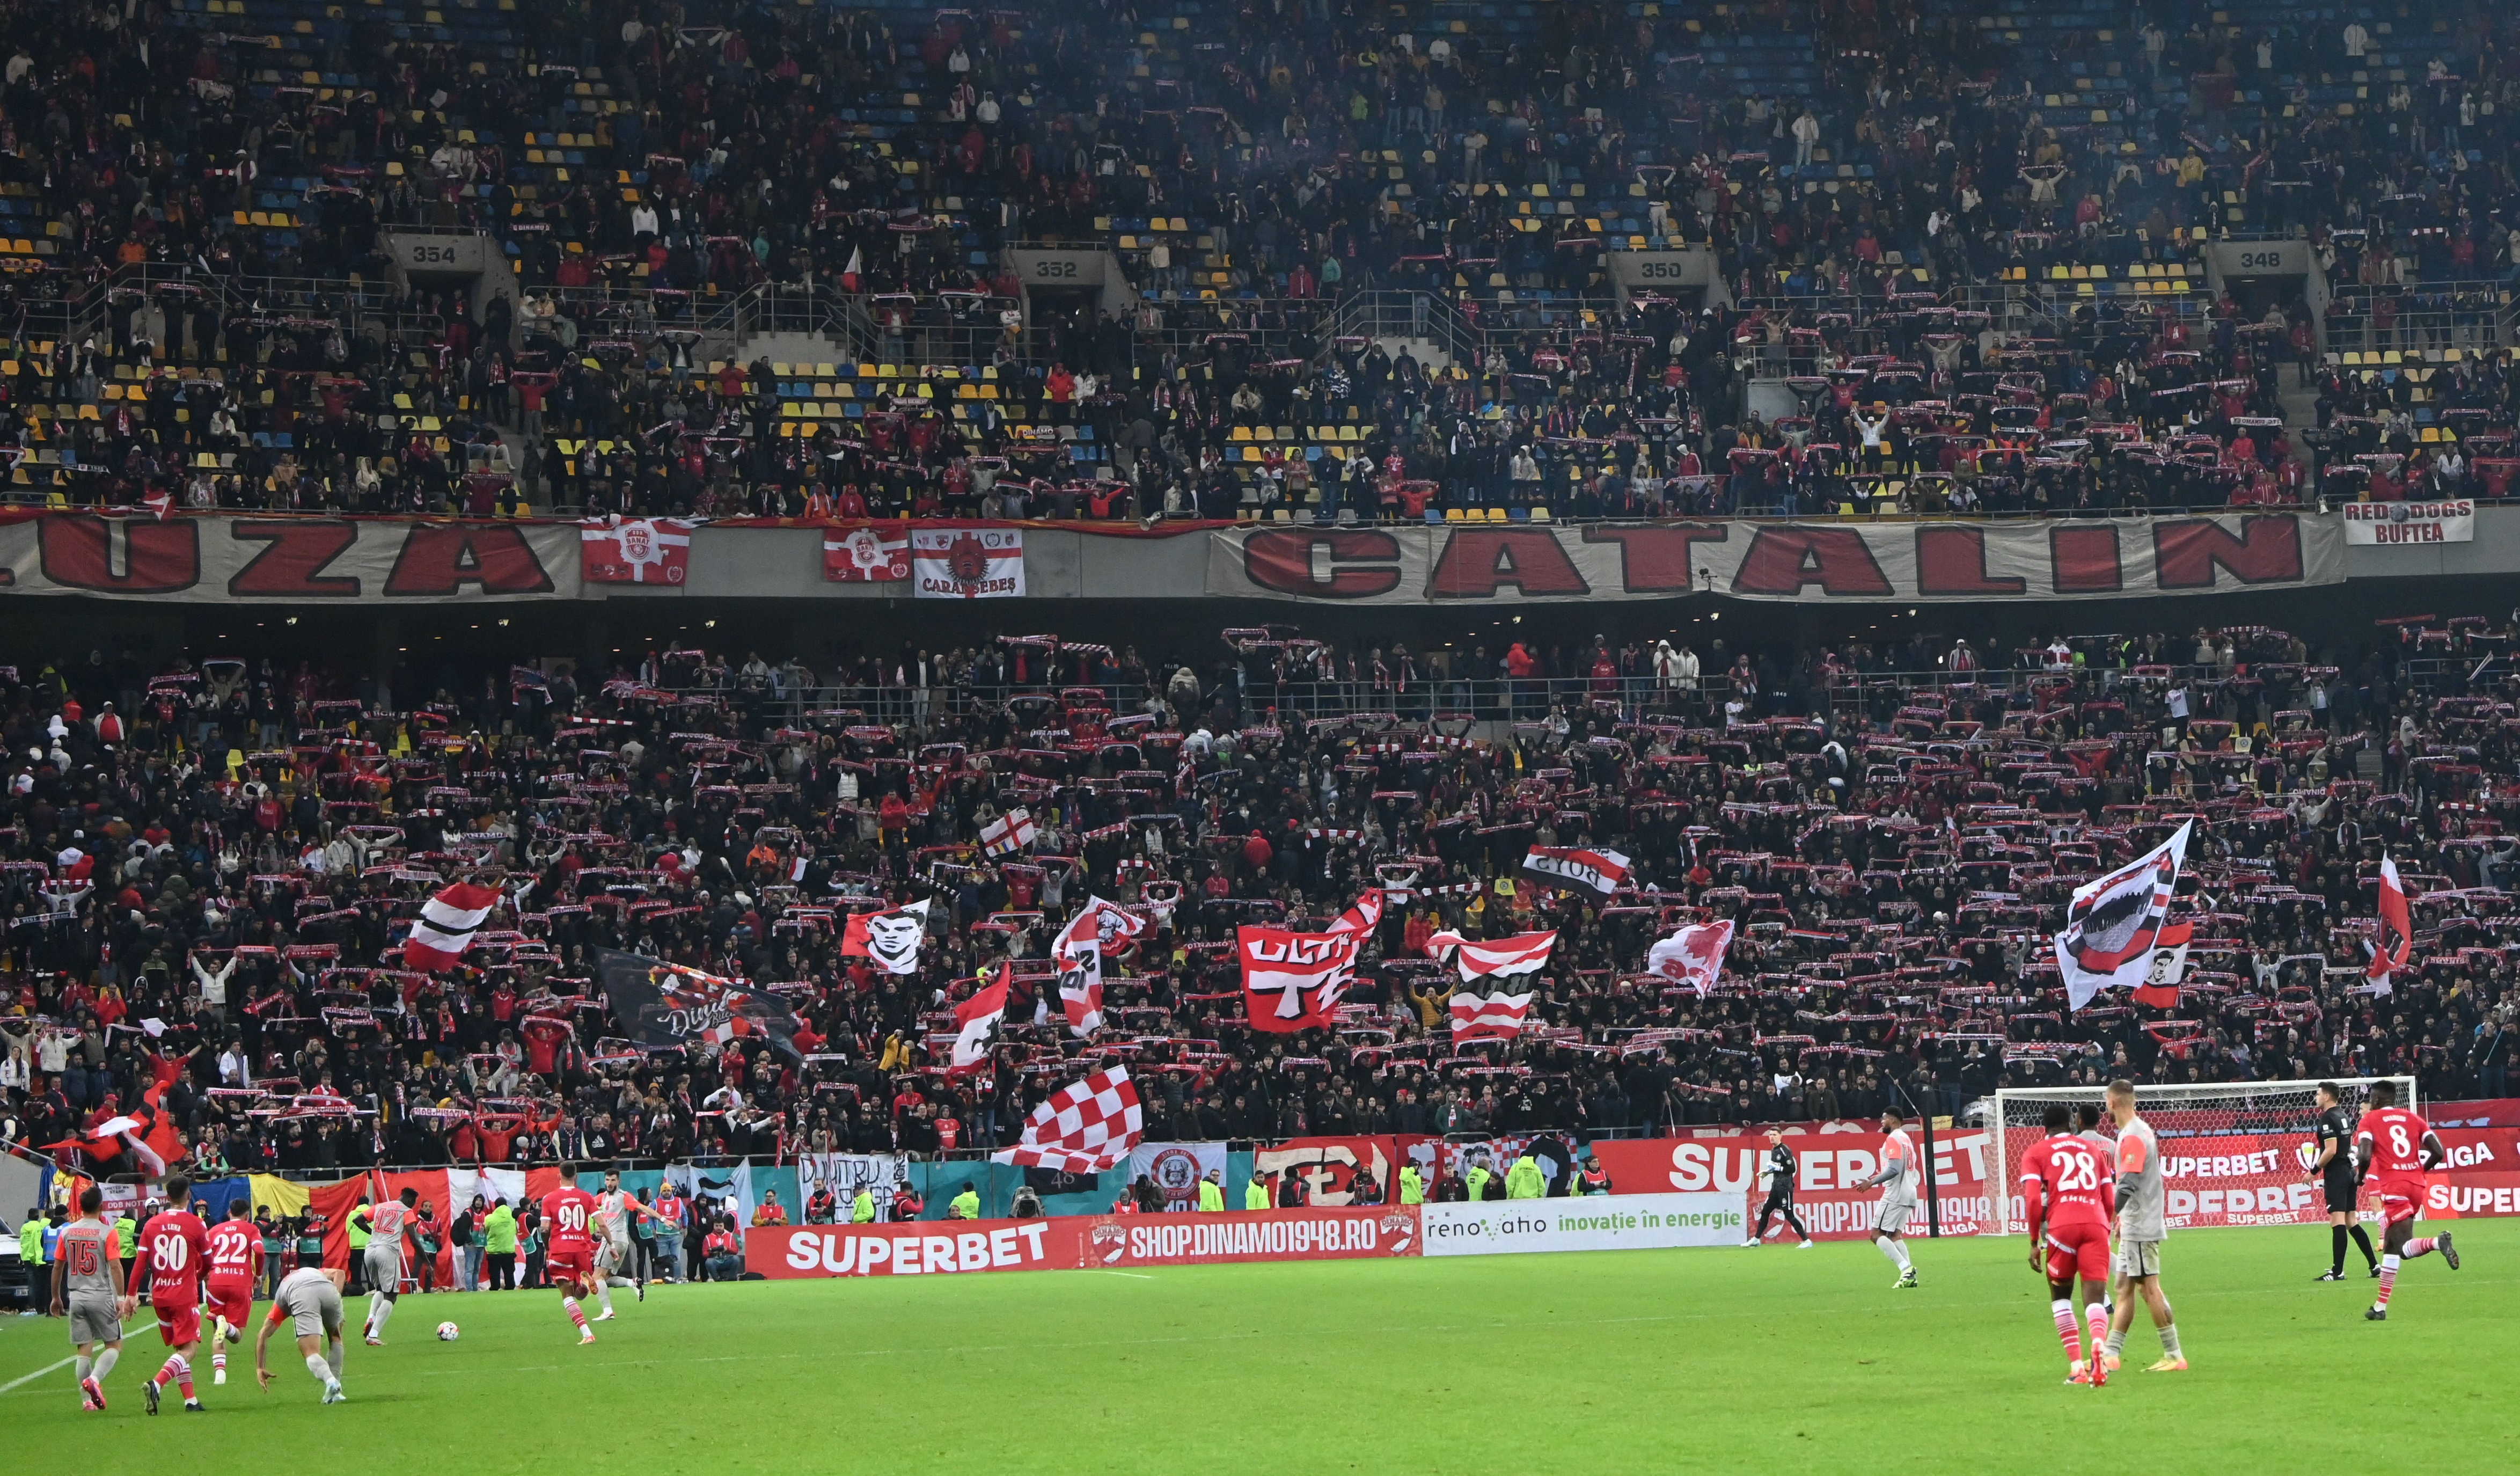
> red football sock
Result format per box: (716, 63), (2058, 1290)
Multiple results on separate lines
(2050, 1300), (2082, 1365)
(564, 1297), (589, 1331)
(2402, 1238), (2435, 1259)
(153, 1359), (177, 1387)
(2374, 1254), (2401, 1309)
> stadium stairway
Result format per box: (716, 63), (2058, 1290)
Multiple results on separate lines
(736, 332), (859, 374)
(2277, 380), (2322, 464)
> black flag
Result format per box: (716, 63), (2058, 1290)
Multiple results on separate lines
(596, 949), (805, 1063)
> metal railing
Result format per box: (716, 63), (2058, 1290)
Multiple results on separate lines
(638, 674), (1754, 731)
(1811, 660), (2364, 722)
(703, 281), (873, 362)
(2323, 282), (2511, 356)
(1327, 290), (1485, 371)
(1147, 296), (1335, 364)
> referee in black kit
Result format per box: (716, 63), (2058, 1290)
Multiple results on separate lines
(2308, 1081), (2379, 1280)
(1744, 1126), (1814, 1248)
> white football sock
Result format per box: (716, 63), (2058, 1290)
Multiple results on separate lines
(371, 1297), (395, 1335)
(597, 1282), (614, 1314)
(306, 1352), (332, 1385)
(92, 1347), (119, 1380)
(326, 1339), (345, 1379)
(75, 1355), (92, 1383)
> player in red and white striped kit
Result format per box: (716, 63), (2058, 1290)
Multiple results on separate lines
(2019, 1104), (2116, 1386)
(128, 1175), (211, 1414)
(540, 1167), (602, 1345)
(203, 1200), (264, 1386)
(2353, 1080), (2460, 1321)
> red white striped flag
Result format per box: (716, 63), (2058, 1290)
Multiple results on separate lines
(1520, 845), (1630, 898)
(402, 882), (503, 972)
(2365, 851), (2411, 992)
(1424, 930), (1556, 982)
(1327, 887), (1384, 936)
(1449, 990), (1533, 1042)
(990, 1066), (1144, 1173)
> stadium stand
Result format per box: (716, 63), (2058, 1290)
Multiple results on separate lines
(0, 0), (2517, 1204)
(1, 615), (2512, 1186)
(0, 0), (2513, 521)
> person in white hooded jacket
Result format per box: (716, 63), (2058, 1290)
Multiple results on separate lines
(1652, 641), (1700, 699)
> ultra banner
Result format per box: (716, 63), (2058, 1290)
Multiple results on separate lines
(2340, 499), (2474, 545)
(0, 514), (584, 601)
(1205, 514), (2344, 605)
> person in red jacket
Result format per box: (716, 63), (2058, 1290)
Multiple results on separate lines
(701, 1221), (743, 1281)
(1402, 908), (1435, 959)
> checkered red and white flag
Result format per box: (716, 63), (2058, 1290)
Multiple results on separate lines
(990, 1065), (1144, 1173)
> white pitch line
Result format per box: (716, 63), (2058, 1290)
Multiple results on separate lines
(0, 1358), (75, 1395)
(0, 1316), (158, 1397)
(1085, 1270), (1155, 1281)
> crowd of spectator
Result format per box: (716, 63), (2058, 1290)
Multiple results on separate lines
(11, 1), (2520, 521)
(0, 610), (2514, 1207)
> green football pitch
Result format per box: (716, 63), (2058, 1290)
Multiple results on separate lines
(5, 1221), (2514, 1475)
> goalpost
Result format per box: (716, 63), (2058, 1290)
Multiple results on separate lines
(1986, 1076), (2419, 1236)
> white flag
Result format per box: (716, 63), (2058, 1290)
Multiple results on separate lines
(1645, 919), (1734, 998)
(2055, 819), (2193, 1011)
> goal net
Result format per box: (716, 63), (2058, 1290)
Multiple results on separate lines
(1987, 1077), (2418, 1235)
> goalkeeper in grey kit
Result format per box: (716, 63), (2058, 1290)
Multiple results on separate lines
(1743, 1126), (1815, 1248)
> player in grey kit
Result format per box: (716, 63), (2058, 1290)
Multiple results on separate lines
(1852, 1107), (1923, 1288)
(52, 1186), (127, 1411)
(257, 1265), (351, 1405)
(2100, 1079), (2186, 1372)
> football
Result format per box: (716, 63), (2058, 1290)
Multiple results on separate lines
(435, 1322), (460, 1342)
